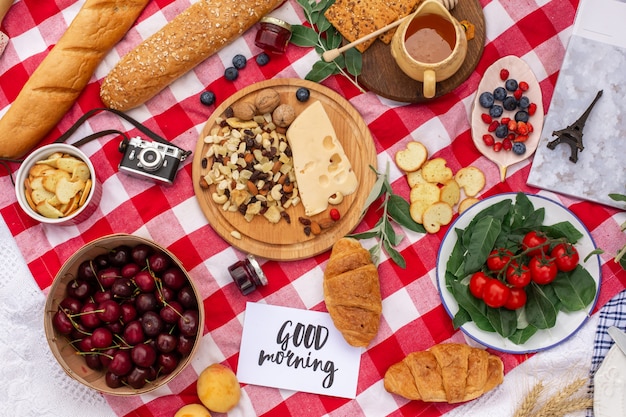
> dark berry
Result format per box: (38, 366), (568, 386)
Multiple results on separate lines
(514, 110), (529, 122)
(505, 79), (518, 91)
(232, 54), (247, 69)
(256, 52), (270, 66)
(512, 142), (526, 155)
(479, 91), (495, 108)
(495, 123), (508, 138)
(224, 67), (239, 81)
(518, 96), (530, 109)
(200, 91), (216, 106)
(503, 96), (518, 111)
(489, 104), (503, 118)
(296, 87), (310, 102)
(493, 86), (507, 101)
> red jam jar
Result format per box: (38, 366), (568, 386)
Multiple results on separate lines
(255, 16), (292, 54)
(228, 254), (268, 295)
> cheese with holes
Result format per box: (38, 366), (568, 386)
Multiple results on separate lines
(286, 100), (359, 216)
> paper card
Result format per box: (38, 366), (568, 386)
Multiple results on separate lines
(237, 302), (362, 399)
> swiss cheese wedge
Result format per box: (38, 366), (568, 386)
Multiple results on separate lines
(286, 101), (358, 216)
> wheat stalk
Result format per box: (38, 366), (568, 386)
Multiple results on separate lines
(534, 377), (591, 417)
(513, 381), (544, 417)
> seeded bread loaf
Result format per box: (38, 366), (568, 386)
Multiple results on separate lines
(100, 0), (283, 111)
(0, 0), (149, 159)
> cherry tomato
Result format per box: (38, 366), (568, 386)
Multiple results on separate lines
(469, 271), (490, 299)
(551, 243), (579, 272)
(504, 287), (527, 310)
(486, 248), (513, 272)
(482, 279), (511, 308)
(522, 231), (550, 257)
(529, 256), (558, 284)
(506, 262), (531, 288)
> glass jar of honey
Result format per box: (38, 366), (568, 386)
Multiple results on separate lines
(255, 16), (292, 54)
(228, 254), (268, 295)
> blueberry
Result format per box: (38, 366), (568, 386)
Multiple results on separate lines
(503, 96), (518, 111)
(199, 91), (216, 106)
(512, 142), (526, 155)
(256, 52), (270, 66)
(296, 87), (310, 102)
(515, 110), (529, 122)
(505, 79), (518, 91)
(495, 124), (508, 138)
(493, 86), (507, 101)
(224, 67), (239, 81)
(479, 92), (495, 108)
(489, 104), (503, 118)
(232, 54), (247, 69)
(518, 96), (530, 109)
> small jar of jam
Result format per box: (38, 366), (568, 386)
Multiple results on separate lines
(228, 254), (268, 295)
(255, 16), (292, 54)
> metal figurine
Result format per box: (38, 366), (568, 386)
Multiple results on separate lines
(547, 89), (603, 163)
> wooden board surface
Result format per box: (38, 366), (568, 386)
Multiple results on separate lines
(191, 79), (377, 261)
(359, 0), (485, 102)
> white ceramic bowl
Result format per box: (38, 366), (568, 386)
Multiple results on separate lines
(14, 143), (101, 225)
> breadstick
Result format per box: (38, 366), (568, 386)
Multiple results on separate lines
(100, 0), (283, 111)
(0, 0), (149, 159)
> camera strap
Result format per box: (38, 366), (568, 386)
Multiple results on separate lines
(53, 107), (192, 161)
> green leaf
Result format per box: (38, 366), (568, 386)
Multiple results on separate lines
(383, 217), (403, 246)
(584, 248), (604, 262)
(361, 167), (386, 214)
(290, 25), (320, 47)
(609, 193), (626, 202)
(508, 325), (538, 345)
(450, 281), (495, 332)
(388, 194), (426, 233)
(486, 307), (518, 338)
(551, 265), (597, 311)
(383, 239), (406, 268)
(296, 0), (314, 15)
(446, 235), (467, 280)
(541, 221), (584, 244)
(347, 229), (380, 240)
(525, 284), (558, 329)
(305, 60), (339, 83)
(463, 216), (502, 275)
(315, 16), (332, 32)
(344, 48), (363, 77)
(452, 307), (472, 328)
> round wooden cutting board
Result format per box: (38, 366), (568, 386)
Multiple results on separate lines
(359, 0), (485, 102)
(191, 79), (377, 261)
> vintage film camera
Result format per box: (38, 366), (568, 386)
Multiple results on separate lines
(118, 137), (187, 184)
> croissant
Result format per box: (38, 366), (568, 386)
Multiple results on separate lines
(323, 238), (382, 347)
(384, 343), (504, 403)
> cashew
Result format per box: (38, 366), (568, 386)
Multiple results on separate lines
(328, 192), (344, 205)
(212, 192), (228, 204)
(270, 184), (283, 201)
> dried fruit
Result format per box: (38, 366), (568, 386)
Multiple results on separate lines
(329, 208), (340, 221)
(499, 68), (509, 81)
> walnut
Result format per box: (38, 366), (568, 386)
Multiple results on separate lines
(231, 101), (257, 121)
(272, 104), (296, 128)
(255, 88), (281, 114)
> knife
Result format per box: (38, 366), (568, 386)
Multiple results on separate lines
(0, 0), (14, 57)
(607, 326), (626, 356)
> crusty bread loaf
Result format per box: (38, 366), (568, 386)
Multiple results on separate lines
(0, 0), (149, 159)
(324, 238), (382, 348)
(100, 0), (283, 111)
(384, 343), (504, 403)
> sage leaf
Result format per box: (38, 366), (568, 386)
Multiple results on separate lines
(463, 216), (502, 275)
(305, 60), (339, 83)
(383, 239), (406, 268)
(348, 229), (380, 240)
(551, 266), (597, 311)
(344, 48), (363, 77)
(290, 25), (320, 47)
(296, 0), (313, 15)
(388, 194), (425, 233)
(609, 193), (626, 202)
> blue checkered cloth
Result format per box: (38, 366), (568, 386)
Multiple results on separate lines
(587, 289), (626, 417)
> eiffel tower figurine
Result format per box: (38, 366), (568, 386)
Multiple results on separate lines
(547, 89), (603, 163)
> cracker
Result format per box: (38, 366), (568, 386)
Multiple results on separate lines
(325, 0), (398, 53)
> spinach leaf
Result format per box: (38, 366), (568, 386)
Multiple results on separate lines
(450, 281), (495, 332)
(542, 221), (584, 243)
(509, 325), (538, 345)
(487, 307), (518, 338)
(526, 284), (558, 329)
(463, 216), (502, 275)
(551, 265), (597, 311)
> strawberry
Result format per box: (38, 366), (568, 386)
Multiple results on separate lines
(508, 119), (517, 132)
(514, 134), (529, 142)
(493, 142), (503, 152)
(482, 134), (495, 146)
(514, 88), (523, 100)
(501, 117), (511, 125)
(528, 103), (537, 116)
(481, 113), (492, 124)
(519, 81), (529, 91)
(502, 138), (513, 151)
(517, 121), (529, 135)
(500, 68), (509, 81)
(488, 121), (499, 132)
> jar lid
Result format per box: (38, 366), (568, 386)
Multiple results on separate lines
(246, 254), (268, 286)
(260, 16), (292, 32)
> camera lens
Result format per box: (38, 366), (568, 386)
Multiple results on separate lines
(138, 147), (163, 171)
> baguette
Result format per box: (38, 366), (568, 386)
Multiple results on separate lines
(100, 0), (283, 111)
(0, 0), (149, 159)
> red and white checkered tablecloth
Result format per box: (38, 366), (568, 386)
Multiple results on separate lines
(1, 0), (625, 416)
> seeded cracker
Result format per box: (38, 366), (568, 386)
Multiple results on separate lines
(379, 0), (422, 44)
(324, 0), (398, 53)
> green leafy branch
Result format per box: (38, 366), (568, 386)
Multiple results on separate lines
(609, 193), (626, 270)
(348, 163), (425, 268)
(290, 0), (365, 92)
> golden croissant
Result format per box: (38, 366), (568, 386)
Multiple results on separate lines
(384, 343), (504, 403)
(323, 238), (382, 347)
